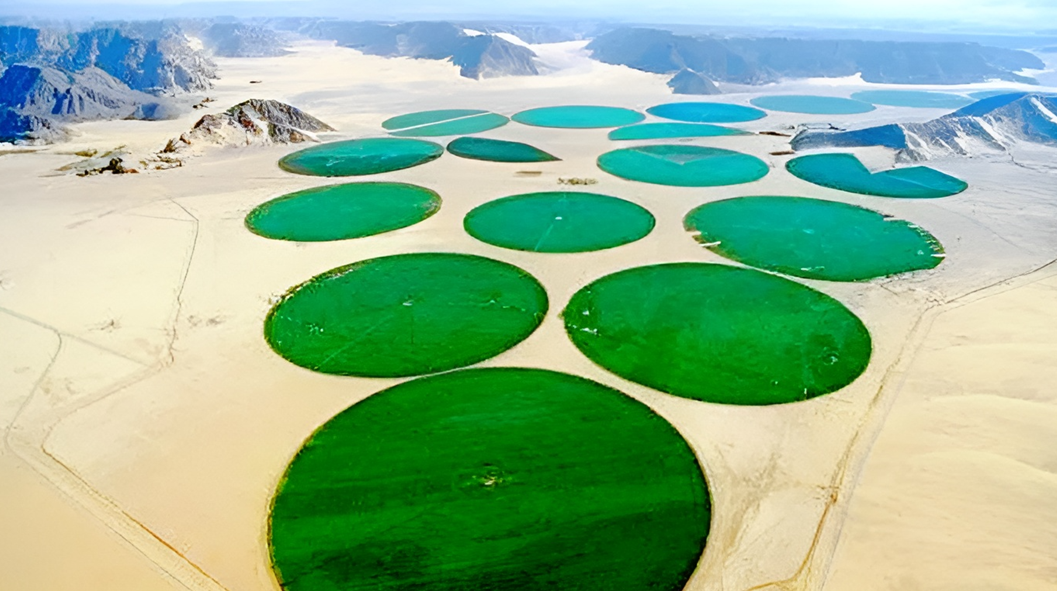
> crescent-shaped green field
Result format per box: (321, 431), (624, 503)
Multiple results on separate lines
(269, 367), (712, 591)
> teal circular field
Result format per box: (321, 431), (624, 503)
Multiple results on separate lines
(646, 102), (766, 123)
(787, 153), (968, 199)
(598, 145), (768, 187)
(850, 90), (973, 109)
(278, 138), (443, 177)
(245, 182), (441, 242)
(750, 95), (876, 115)
(265, 253), (548, 377)
(684, 196), (945, 282)
(447, 137), (559, 163)
(969, 90), (1017, 100)
(563, 263), (872, 405)
(511, 106), (646, 129)
(608, 122), (749, 140)
(269, 367), (711, 591)
(465, 192), (655, 253)
(383, 109), (510, 137)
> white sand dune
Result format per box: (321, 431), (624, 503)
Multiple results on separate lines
(1, 40), (1056, 591)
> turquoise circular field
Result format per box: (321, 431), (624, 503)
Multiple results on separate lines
(646, 102), (766, 123)
(608, 122), (749, 140)
(269, 367), (711, 591)
(598, 145), (768, 187)
(562, 263), (873, 405)
(278, 138), (443, 177)
(511, 106), (646, 129)
(787, 153), (968, 199)
(465, 192), (655, 253)
(750, 95), (876, 115)
(850, 90), (973, 109)
(383, 109), (509, 137)
(246, 182), (441, 242)
(684, 196), (945, 282)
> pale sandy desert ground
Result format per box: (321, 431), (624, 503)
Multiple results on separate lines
(1, 40), (1055, 591)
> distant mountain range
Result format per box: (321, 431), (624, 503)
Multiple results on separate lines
(792, 93), (1057, 161)
(587, 27), (1044, 86)
(302, 21), (539, 79)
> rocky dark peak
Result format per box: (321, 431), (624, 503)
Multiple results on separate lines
(453, 35), (538, 79)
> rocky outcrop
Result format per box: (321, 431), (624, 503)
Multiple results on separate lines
(162, 99), (333, 152)
(452, 35), (538, 79)
(792, 93), (1057, 161)
(588, 27), (1044, 85)
(668, 69), (721, 95)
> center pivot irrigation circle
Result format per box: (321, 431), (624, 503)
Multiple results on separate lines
(269, 367), (712, 591)
(265, 253), (548, 377)
(464, 191), (655, 253)
(245, 182), (441, 242)
(562, 263), (873, 405)
(278, 138), (443, 177)
(598, 145), (769, 187)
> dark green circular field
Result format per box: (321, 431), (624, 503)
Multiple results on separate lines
(684, 196), (945, 281)
(563, 263), (872, 405)
(279, 138), (444, 177)
(269, 367), (711, 591)
(447, 137), (559, 163)
(265, 253), (548, 377)
(246, 182), (441, 242)
(598, 145), (769, 187)
(464, 192), (655, 253)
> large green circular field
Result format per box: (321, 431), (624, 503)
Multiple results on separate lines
(563, 263), (872, 405)
(598, 145), (769, 187)
(246, 182), (441, 242)
(265, 253), (548, 377)
(464, 191), (655, 253)
(684, 196), (945, 281)
(269, 367), (711, 591)
(279, 138), (444, 177)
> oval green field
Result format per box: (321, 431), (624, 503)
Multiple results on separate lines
(563, 263), (872, 405)
(246, 182), (441, 242)
(512, 106), (646, 129)
(684, 196), (945, 281)
(786, 153), (968, 199)
(265, 253), (548, 377)
(269, 367), (712, 591)
(598, 145), (768, 187)
(465, 191), (655, 253)
(279, 138), (443, 177)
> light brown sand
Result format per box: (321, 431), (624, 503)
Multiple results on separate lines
(1, 39), (1055, 591)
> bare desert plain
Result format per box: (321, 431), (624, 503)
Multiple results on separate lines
(1, 39), (1056, 591)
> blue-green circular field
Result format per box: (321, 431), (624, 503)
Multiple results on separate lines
(598, 145), (768, 187)
(269, 367), (711, 591)
(646, 102), (766, 123)
(279, 138), (443, 177)
(850, 90), (973, 109)
(608, 122), (749, 140)
(750, 95), (876, 115)
(246, 182), (441, 242)
(684, 196), (945, 281)
(383, 109), (509, 137)
(787, 153), (968, 199)
(512, 106), (646, 129)
(465, 191), (655, 253)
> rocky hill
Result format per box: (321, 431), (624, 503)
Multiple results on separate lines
(199, 23), (290, 58)
(668, 69), (721, 95)
(162, 99), (334, 153)
(588, 27), (1043, 85)
(792, 93), (1057, 161)
(452, 34), (538, 79)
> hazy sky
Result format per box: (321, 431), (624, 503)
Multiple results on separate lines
(6, 0), (1057, 31)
